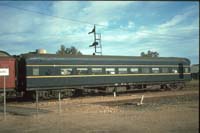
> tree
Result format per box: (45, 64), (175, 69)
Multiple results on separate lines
(140, 50), (159, 57)
(56, 45), (82, 55)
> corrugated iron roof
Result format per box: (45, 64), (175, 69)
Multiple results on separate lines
(0, 51), (11, 57)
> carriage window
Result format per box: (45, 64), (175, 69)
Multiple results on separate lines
(45, 69), (52, 75)
(130, 68), (139, 73)
(141, 68), (150, 73)
(77, 68), (88, 75)
(161, 68), (169, 73)
(105, 68), (115, 74)
(152, 68), (159, 73)
(184, 68), (189, 73)
(92, 68), (103, 74)
(118, 68), (127, 74)
(33, 68), (39, 76)
(172, 68), (178, 73)
(61, 68), (72, 75)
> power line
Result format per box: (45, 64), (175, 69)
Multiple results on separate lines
(0, 4), (198, 39)
(0, 4), (106, 27)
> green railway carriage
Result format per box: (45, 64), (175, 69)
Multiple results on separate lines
(17, 54), (191, 93)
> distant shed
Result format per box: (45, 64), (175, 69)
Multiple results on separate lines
(191, 64), (199, 80)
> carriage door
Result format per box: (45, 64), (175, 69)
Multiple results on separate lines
(178, 63), (184, 79)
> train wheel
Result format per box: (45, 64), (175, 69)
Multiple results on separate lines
(23, 91), (36, 101)
(176, 83), (185, 90)
(160, 84), (167, 91)
(166, 83), (178, 90)
(73, 89), (83, 97)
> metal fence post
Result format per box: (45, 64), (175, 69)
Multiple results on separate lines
(4, 76), (6, 120)
(36, 90), (39, 115)
(58, 90), (61, 113)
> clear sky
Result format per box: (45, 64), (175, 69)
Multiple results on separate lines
(0, 1), (199, 64)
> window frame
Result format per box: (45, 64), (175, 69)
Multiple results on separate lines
(91, 68), (103, 75)
(184, 67), (189, 73)
(60, 68), (73, 75)
(33, 68), (39, 76)
(141, 67), (150, 73)
(130, 68), (139, 74)
(161, 68), (169, 73)
(171, 68), (178, 73)
(118, 68), (128, 74)
(105, 68), (116, 74)
(152, 67), (160, 73)
(76, 68), (89, 75)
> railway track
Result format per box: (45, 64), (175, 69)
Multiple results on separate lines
(0, 90), (199, 107)
(0, 81), (198, 133)
(0, 88), (198, 116)
(0, 87), (190, 104)
(0, 90), (199, 116)
(0, 80), (198, 116)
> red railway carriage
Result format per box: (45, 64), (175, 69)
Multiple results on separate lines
(0, 57), (16, 91)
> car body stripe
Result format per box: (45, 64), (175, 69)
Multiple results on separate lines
(26, 73), (191, 79)
(26, 64), (190, 67)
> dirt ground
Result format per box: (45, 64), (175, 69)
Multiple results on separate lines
(0, 80), (199, 133)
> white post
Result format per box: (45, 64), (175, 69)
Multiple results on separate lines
(58, 90), (61, 113)
(3, 76), (6, 119)
(113, 87), (117, 98)
(113, 91), (116, 98)
(137, 95), (144, 106)
(36, 90), (39, 115)
(0, 68), (9, 120)
(140, 95), (144, 105)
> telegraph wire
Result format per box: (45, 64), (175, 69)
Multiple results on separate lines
(0, 4), (105, 27)
(0, 4), (198, 39)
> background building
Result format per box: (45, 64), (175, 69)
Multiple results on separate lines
(191, 64), (199, 80)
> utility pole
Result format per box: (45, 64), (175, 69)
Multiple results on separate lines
(88, 25), (102, 55)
